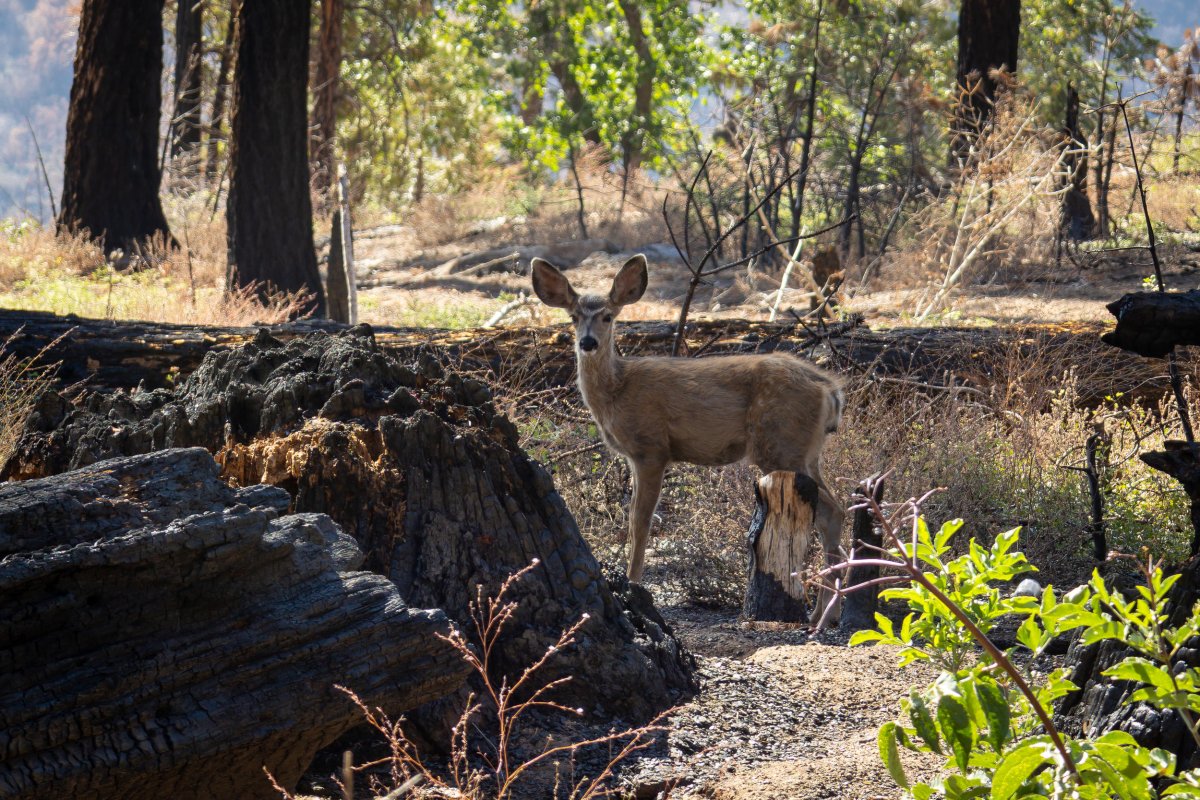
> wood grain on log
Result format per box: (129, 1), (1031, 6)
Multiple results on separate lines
(5, 326), (696, 719)
(0, 447), (466, 800)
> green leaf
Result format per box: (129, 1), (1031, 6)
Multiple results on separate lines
(908, 691), (942, 754)
(975, 678), (1011, 751)
(1104, 657), (1177, 693)
(937, 695), (974, 772)
(991, 741), (1052, 800)
(878, 721), (909, 789)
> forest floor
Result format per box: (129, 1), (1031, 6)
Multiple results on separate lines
(341, 220), (1200, 331)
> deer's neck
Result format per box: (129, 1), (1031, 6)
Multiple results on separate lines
(576, 342), (624, 413)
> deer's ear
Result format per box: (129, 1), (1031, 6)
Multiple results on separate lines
(531, 258), (578, 309)
(609, 254), (648, 307)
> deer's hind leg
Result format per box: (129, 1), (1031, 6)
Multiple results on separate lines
(626, 459), (666, 582)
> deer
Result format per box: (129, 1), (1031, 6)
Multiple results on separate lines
(532, 254), (847, 615)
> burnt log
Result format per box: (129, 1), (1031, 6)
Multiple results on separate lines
(1057, 552), (1200, 771)
(1102, 290), (1200, 358)
(5, 326), (696, 719)
(0, 309), (1171, 409)
(0, 447), (465, 800)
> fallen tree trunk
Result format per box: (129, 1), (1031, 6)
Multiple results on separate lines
(0, 309), (1169, 407)
(0, 447), (465, 800)
(6, 326), (696, 719)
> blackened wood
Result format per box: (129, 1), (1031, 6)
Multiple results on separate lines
(1140, 441), (1200, 557)
(744, 472), (817, 622)
(327, 208), (350, 322)
(1057, 552), (1200, 770)
(226, 0), (324, 316)
(950, 0), (1020, 163)
(171, 0), (204, 161)
(0, 447), (465, 800)
(58, 0), (171, 252)
(1102, 290), (1200, 358)
(840, 474), (886, 632)
(6, 328), (697, 719)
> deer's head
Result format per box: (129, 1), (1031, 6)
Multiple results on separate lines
(531, 255), (647, 356)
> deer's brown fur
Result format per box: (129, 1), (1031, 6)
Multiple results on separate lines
(533, 254), (846, 611)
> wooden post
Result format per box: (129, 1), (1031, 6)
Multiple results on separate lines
(325, 164), (357, 324)
(743, 471), (818, 622)
(840, 474), (886, 632)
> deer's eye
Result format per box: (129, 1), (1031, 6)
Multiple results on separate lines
(603, 314), (613, 323)
(570, 313), (580, 323)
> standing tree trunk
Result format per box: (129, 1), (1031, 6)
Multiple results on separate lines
(171, 0), (204, 165)
(616, 0), (655, 175)
(205, 0), (239, 183)
(744, 472), (818, 622)
(950, 0), (1020, 164)
(58, 0), (171, 253)
(1061, 84), (1096, 240)
(226, 0), (324, 316)
(311, 0), (343, 206)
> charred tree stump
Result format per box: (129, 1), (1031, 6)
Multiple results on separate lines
(5, 327), (696, 719)
(0, 447), (465, 800)
(1140, 442), (1200, 557)
(840, 475), (887, 633)
(1102, 290), (1200, 358)
(1057, 552), (1200, 771)
(743, 472), (818, 623)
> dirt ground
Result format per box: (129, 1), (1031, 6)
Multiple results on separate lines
(342, 221), (1200, 330)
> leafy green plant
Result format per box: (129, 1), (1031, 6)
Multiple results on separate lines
(826, 490), (1200, 799)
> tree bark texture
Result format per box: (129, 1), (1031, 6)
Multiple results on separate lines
(0, 447), (465, 800)
(840, 475), (887, 632)
(312, 0), (343, 204)
(951, 0), (1020, 163)
(5, 328), (696, 719)
(58, 0), (171, 252)
(743, 472), (817, 622)
(1057, 553), (1200, 770)
(1101, 289), (1200, 358)
(227, 0), (324, 316)
(171, 0), (204, 162)
(1061, 84), (1096, 240)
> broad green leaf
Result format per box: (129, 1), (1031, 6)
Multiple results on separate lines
(975, 678), (1011, 751)
(1104, 657), (1177, 693)
(936, 694), (973, 772)
(878, 721), (908, 789)
(908, 691), (942, 754)
(991, 741), (1052, 800)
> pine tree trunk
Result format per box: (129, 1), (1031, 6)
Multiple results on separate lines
(170, 0), (204, 164)
(226, 0), (325, 316)
(58, 0), (171, 252)
(204, 0), (239, 183)
(1061, 84), (1096, 240)
(312, 0), (343, 206)
(950, 0), (1020, 164)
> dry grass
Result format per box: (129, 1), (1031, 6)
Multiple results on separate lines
(0, 196), (309, 326)
(0, 331), (59, 472)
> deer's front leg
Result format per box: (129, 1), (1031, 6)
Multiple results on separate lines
(626, 461), (666, 582)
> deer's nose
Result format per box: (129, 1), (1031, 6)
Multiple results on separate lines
(578, 335), (598, 352)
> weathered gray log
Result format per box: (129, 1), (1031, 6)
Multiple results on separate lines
(0, 447), (466, 800)
(1102, 290), (1200, 358)
(743, 472), (818, 622)
(1057, 552), (1200, 771)
(5, 327), (696, 719)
